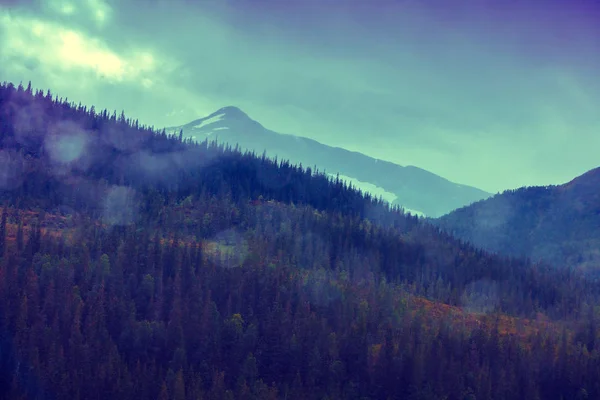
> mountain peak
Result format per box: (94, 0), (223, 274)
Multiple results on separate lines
(212, 106), (249, 120)
(171, 105), (262, 136)
(571, 166), (600, 184)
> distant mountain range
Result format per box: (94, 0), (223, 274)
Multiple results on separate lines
(166, 106), (491, 217)
(435, 167), (600, 273)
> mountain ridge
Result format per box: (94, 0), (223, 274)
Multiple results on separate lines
(166, 106), (492, 217)
(435, 166), (600, 274)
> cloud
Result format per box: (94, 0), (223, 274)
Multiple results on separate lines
(45, 0), (112, 26)
(0, 0), (598, 193)
(45, 120), (90, 164)
(0, 12), (157, 86)
(103, 185), (139, 226)
(47, 0), (76, 16)
(0, 150), (26, 191)
(0, 4), (211, 130)
(86, 0), (112, 25)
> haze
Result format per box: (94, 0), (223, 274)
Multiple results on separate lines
(0, 0), (598, 193)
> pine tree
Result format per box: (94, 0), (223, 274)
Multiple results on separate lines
(16, 219), (23, 254)
(173, 369), (186, 400)
(158, 381), (169, 400)
(0, 206), (6, 259)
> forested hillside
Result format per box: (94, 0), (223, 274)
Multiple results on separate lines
(1, 81), (599, 399)
(435, 171), (600, 275)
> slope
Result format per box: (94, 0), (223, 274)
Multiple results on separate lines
(435, 167), (600, 273)
(2, 81), (600, 399)
(166, 106), (491, 217)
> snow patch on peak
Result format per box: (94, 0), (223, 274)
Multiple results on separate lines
(193, 112), (226, 129)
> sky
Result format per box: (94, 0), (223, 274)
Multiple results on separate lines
(0, 0), (599, 193)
